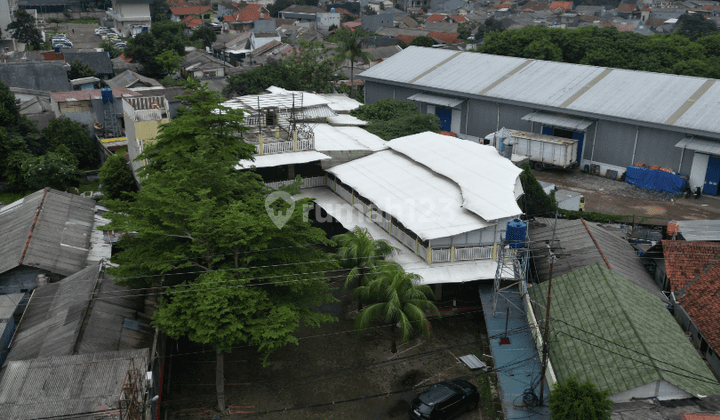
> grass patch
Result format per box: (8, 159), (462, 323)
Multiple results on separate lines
(65, 18), (100, 24)
(559, 209), (634, 223)
(478, 373), (497, 419)
(78, 180), (100, 194)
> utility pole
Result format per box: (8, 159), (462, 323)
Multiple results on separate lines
(538, 211), (558, 405)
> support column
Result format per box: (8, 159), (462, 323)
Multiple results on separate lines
(258, 134), (263, 155)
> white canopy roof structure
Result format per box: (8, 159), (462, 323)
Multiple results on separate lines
(237, 151), (331, 169)
(328, 149), (493, 240)
(295, 188), (509, 284)
(317, 93), (363, 113)
(387, 132), (523, 222)
(326, 114), (368, 126)
(313, 124), (387, 152)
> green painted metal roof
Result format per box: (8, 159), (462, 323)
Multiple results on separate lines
(529, 263), (720, 397)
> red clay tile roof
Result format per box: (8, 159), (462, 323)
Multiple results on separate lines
(428, 31), (459, 44)
(170, 6), (212, 16)
(343, 21), (362, 28)
(117, 53), (132, 63)
(644, 18), (667, 26)
(450, 15), (469, 22)
(549, 1), (573, 11)
(523, 1), (549, 11)
(617, 3), (638, 13)
(334, 7), (355, 16)
(41, 51), (65, 61)
(226, 8), (262, 22)
(244, 4), (268, 12)
(395, 34), (416, 44)
(185, 17), (203, 28)
(663, 240), (720, 351)
(51, 88), (140, 103)
(491, 4), (510, 8)
(425, 14), (446, 22)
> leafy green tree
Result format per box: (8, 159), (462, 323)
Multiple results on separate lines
(3, 151), (31, 190)
(517, 162), (557, 216)
(190, 25), (217, 47)
(334, 28), (373, 97)
(268, 0), (293, 17)
(334, 227), (396, 311)
(355, 262), (439, 353)
(22, 145), (81, 190)
(351, 99), (441, 140)
(223, 41), (338, 97)
(156, 49), (183, 75)
(676, 13), (718, 41)
(150, 0), (170, 22)
(68, 60), (96, 80)
(6, 9), (42, 49)
(125, 20), (186, 75)
(0, 80), (37, 175)
(103, 81), (338, 411)
(549, 377), (613, 420)
(409, 35), (435, 47)
(41, 117), (97, 169)
(99, 153), (138, 200)
(100, 39), (122, 58)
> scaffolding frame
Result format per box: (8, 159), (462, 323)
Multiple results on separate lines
(119, 358), (145, 420)
(491, 236), (531, 316)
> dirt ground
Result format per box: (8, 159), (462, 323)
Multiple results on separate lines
(161, 280), (496, 420)
(533, 168), (720, 225)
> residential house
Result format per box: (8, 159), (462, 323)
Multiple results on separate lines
(250, 31), (281, 50)
(180, 51), (231, 78)
(106, 0), (152, 37)
(63, 51), (114, 80)
(425, 13), (447, 22)
(528, 263), (720, 402)
(70, 76), (101, 91)
(612, 396), (720, 420)
(223, 4), (270, 31)
(0, 189), (99, 294)
(359, 47), (720, 196)
(277, 25), (324, 44)
(111, 52), (143, 73)
(520, 1), (549, 12)
(549, 1), (573, 12)
(10, 87), (54, 129)
(376, 26), (432, 39)
(428, 31), (460, 44)
(170, 5), (214, 22)
(107, 69), (163, 91)
(279, 4), (334, 26)
(617, 3), (639, 19)
(0, 62), (71, 92)
(399, 14), (420, 28)
(528, 217), (666, 301)
(123, 95), (171, 180)
(663, 241), (720, 380)
(327, 2), (361, 16)
(295, 132), (524, 296)
(249, 40), (294, 64)
(212, 32), (252, 65)
(4, 262), (155, 364)
(362, 12), (395, 32)
(217, 1), (241, 17)
(421, 21), (458, 32)
(672, 220), (720, 242)
(50, 88), (140, 136)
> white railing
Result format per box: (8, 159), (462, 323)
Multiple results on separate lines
(265, 175), (327, 190)
(298, 138), (313, 151)
(261, 141), (294, 155)
(454, 245), (493, 261)
(418, 243), (428, 261)
(378, 215), (391, 232)
(391, 223), (416, 251)
(432, 248), (452, 263)
(336, 184), (353, 204)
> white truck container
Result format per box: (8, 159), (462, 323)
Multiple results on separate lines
(484, 128), (579, 170)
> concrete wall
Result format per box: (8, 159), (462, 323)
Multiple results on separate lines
(116, 2), (149, 18)
(316, 12), (340, 30)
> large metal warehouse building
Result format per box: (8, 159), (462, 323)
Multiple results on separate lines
(358, 46), (720, 196)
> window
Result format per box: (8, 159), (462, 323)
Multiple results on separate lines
(552, 128), (574, 139)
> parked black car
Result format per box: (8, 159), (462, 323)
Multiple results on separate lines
(409, 379), (479, 420)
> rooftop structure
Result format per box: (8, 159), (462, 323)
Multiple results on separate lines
(529, 263), (720, 402)
(123, 95), (171, 179)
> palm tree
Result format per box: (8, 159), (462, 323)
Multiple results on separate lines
(355, 262), (440, 353)
(333, 28), (374, 98)
(334, 227), (396, 311)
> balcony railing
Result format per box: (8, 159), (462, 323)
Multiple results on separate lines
(329, 181), (494, 264)
(264, 175), (326, 190)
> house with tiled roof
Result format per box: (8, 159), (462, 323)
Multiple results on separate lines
(224, 5), (270, 31)
(425, 13), (446, 22)
(428, 31), (460, 44)
(549, 1), (573, 12)
(520, 1), (549, 11)
(170, 5), (214, 22)
(395, 34), (417, 45)
(663, 240), (720, 381)
(50, 88), (140, 134)
(529, 263), (720, 402)
(617, 3), (639, 18)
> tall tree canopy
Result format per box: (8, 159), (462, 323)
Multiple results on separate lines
(333, 27), (373, 97)
(103, 81), (338, 411)
(549, 377), (613, 420)
(68, 60), (97, 80)
(350, 99), (441, 140)
(0, 80), (38, 181)
(125, 20), (187, 75)
(223, 41), (338, 97)
(479, 25), (720, 79)
(41, 117), (97, 169)
(6, 9), (42, 49)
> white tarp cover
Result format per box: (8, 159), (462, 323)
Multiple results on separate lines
(328, 149), (492, 240)
(387, 132), (523, 222)
(295, 188), (506, 284)
(313, 124), (388, 152)
(237, 151), (331, 169)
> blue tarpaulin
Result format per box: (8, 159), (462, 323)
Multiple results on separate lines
(625, 166), (687, 194)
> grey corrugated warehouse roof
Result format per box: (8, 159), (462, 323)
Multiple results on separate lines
(529, 217), (666, 301)
(5, 263), (154, 363)
(0, 188), (96, 277)
(0, 348), (148, 420)
(0, 62), (71, 92)
(358, 46), (720, 138)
